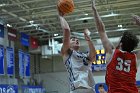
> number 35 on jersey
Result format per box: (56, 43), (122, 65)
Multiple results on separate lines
(116, 57), (131, 72)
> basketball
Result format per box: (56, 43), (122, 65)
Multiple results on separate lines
(58, 0), (74, 14)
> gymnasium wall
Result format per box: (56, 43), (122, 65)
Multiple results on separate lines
(0, 29), (9, 47)
(0, 23), (17, 85)
(0, 21), (38, 92)
(39, 55), (65, 73)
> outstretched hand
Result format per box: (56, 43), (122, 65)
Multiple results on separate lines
(84, 29), (91, 41)
(57, 5), (64, 16)
(132, 14), (140, 26)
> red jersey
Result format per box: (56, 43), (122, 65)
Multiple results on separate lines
(106, 49), (138, 93)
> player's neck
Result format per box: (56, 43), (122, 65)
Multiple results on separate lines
(71, 47), (79, 51)
(71, 48), (79, 51)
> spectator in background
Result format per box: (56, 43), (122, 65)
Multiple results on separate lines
(98, 84), (107, 93)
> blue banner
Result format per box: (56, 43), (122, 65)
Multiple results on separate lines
(92, 64), (106, 71)
(0, 24), (4, 38)
(22, 86), (46, 93)
(24, 53), (30, 77)
(19, 50), (24, 78)
(136, 81), (140, 86)
(20, 33), (29, 46)
(0, 84), (18, 93)
(0, 45), (4, 75)
(6, 47), (14, 76)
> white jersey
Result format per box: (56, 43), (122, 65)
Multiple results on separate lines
(63, 50), (95, 91)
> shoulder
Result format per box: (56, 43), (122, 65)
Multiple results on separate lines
(61, 48), (73, 56)
(62, 49), (73, 62)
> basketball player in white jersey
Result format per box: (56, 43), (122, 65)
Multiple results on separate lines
(58, 9), (96, 93)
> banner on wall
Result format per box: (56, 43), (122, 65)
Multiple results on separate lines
(7, 27), (17, 41)
(0, 45), (4, 75)
(0, 24), (4, 38)
(22, 86), (46, 93)
(30, 37), (39, 49)
(20, 33), (29, 46)
(6, 47), (14, 76)
(24, 53), (30, 77)
(0, 84), (18, 93)
(137, 81), (140, 86)
(19, 50), (24, 78)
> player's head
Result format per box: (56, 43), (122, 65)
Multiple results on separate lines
(98, 84), (106, 93)
(70, 36), (80, 50)
(118, 31), (139, 52)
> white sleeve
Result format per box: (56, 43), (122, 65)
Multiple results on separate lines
(135, 51), (140, 68)
(136, 59), (140, 68)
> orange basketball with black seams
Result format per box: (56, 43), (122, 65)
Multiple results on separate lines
(58, 0), (74, 14)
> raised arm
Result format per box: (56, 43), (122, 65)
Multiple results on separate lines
(84, 29), (96, 63)
(59, 14), (71, 56)
(132, 49), (140, 67)
(132, 15), (140, 67)
(91, 0), (114, 54)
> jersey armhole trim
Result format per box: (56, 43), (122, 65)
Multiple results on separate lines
(64, 49), (73, 65)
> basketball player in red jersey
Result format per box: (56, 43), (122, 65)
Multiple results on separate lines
(91, 0), (140, 93)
